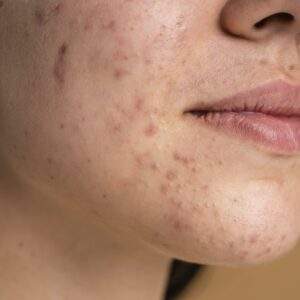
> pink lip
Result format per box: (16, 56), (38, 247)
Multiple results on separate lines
(184, 79), (300, 155)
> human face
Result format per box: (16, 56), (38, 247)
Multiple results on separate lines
(1, 0), (300, 266)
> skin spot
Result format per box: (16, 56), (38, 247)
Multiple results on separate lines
(150, 162), (158, 172)
(134, 97), (145, 112)
(173, 151), (190, 165)
(54, 43), (68, 87)
(24, 130), (29, 137)
(170, 197), (182, 209)
(60, 123), (65, 129)
(228, 241), (234, 249)
(21, 155), (26, 161)
(249, 233), (259, 244)
(166, 170), (177, 181)
(102, 20), (116, 31)
(0, 1), (3, 9)
(50, 175), (55, 181)
(288, 65), (296, 70)
(47, 157), (53, 165)
(280, 234), (287, 242)
(238, 250), (249, 259)
(102, 194), (107, 199)
(35, 3), (62, 26)
(18, 242), (24, 248)
(113, 50), (129, 61)
(113, 68), (129, 80)
(160, 184), (169, 195)
(144, 123), (158, 137)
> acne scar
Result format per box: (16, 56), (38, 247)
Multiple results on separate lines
(0, 1), (3, 8)
(160, 184), (169, 195)
(47, 157), (53, 165)
(166, 170), (177, 181)
(60, 123), (65, 129)
(113, 68), (129, 80)
(35, 3), (62, 26)
(144, 123), (158, 137)
(249, 234), (259, 244)
(102, 20), (116, 31)
(54, 43), (68, 87)
(134, 97), (145, 112)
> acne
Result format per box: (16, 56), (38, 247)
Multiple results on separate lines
(160, 184), (169, 195)
(173, 151), (196, 167)
(144, 123), (159, 137)
(54, 43), (68, 87)
(249, 233), (259, 244)
(166, 170), (178, 181)
(35, 3), (62, 26)
(47, 157), (53, 165)
(134, 97), (145, 112)
(0, 1), (3, 8)
(113, 68), (129, 80)
(60, 123), (65, 129)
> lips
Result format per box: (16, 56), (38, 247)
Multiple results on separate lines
(184, 79), (300, 155)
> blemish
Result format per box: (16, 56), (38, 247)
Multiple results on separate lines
(144, 123), (158, 137)
(166, 170), (177, 181)
(170, 197), (182, 209)
(60, 123), (65, 129)
(47, 157), (53, 165)
(54, 43), (68, 87)
(50, 175), (55, 181)
(102, 20), (116, 31)
(102, 194), (107, 199)
(35, 3), (62, 26)
(249, 234), (259, 244)
(280, 234), (286, 242)
(134, 97), (145, 112)
(113, 50), (129, 61)
(0, 1), (3, 8)
(24, 130), (29, 137)
(18, 242), (24, 248)
(173, 151), (190, 165)
(150, 162), (158, 171)
(87, 158), (91, 163)
(113, 68), (129, 80)
(160, 184), (169, 195)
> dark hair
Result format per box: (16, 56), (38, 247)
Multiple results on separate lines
(164, 259), (206, 300)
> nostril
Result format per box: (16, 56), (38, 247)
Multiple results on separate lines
(254, 12), (295, 29)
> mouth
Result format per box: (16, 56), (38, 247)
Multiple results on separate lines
(183, 79), (300, 155)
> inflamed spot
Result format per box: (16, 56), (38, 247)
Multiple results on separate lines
(144, 123), (158, 137)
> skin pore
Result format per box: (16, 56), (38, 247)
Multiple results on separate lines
(1, 0), (300, 299)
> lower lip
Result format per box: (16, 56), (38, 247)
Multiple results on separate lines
(188, 111), (300, 155)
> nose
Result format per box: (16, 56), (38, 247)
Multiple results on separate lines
(220, 0), (300, 41)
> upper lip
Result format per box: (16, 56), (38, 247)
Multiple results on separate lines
(184, 79), (300, 118)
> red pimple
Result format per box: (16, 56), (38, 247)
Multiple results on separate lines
(102, 20), (116, 31)
(249, 234), (259, 244)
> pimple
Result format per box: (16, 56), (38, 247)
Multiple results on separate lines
(166, 170), (177, 181)
(113, 68), (129, 80)
(113, 50), (129, 61)
(144, 123), (158, 137)
(54, 43), (68, 87)
(134, 97), (145, 112)
(170, 197), (182, 209)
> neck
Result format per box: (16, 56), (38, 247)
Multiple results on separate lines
(0, 168), (172, 300)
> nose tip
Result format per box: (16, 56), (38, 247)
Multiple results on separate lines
(220, 0), (300, 41)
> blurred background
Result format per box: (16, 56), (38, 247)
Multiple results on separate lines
(176, 242), (300, 300)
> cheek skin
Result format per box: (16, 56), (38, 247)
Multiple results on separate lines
(5, 0), (299, 268)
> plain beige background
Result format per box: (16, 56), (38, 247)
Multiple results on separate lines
(179, 242), (300, 300)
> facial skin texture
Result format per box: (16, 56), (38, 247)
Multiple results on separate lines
(1, 0), (300, 299)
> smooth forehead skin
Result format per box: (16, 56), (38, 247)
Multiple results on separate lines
(1, 0), (300, 266)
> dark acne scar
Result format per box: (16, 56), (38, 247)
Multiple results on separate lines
(0, 1), (3, 8)
(35, 3), (62, 26)
(54, 43), (68, 86)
